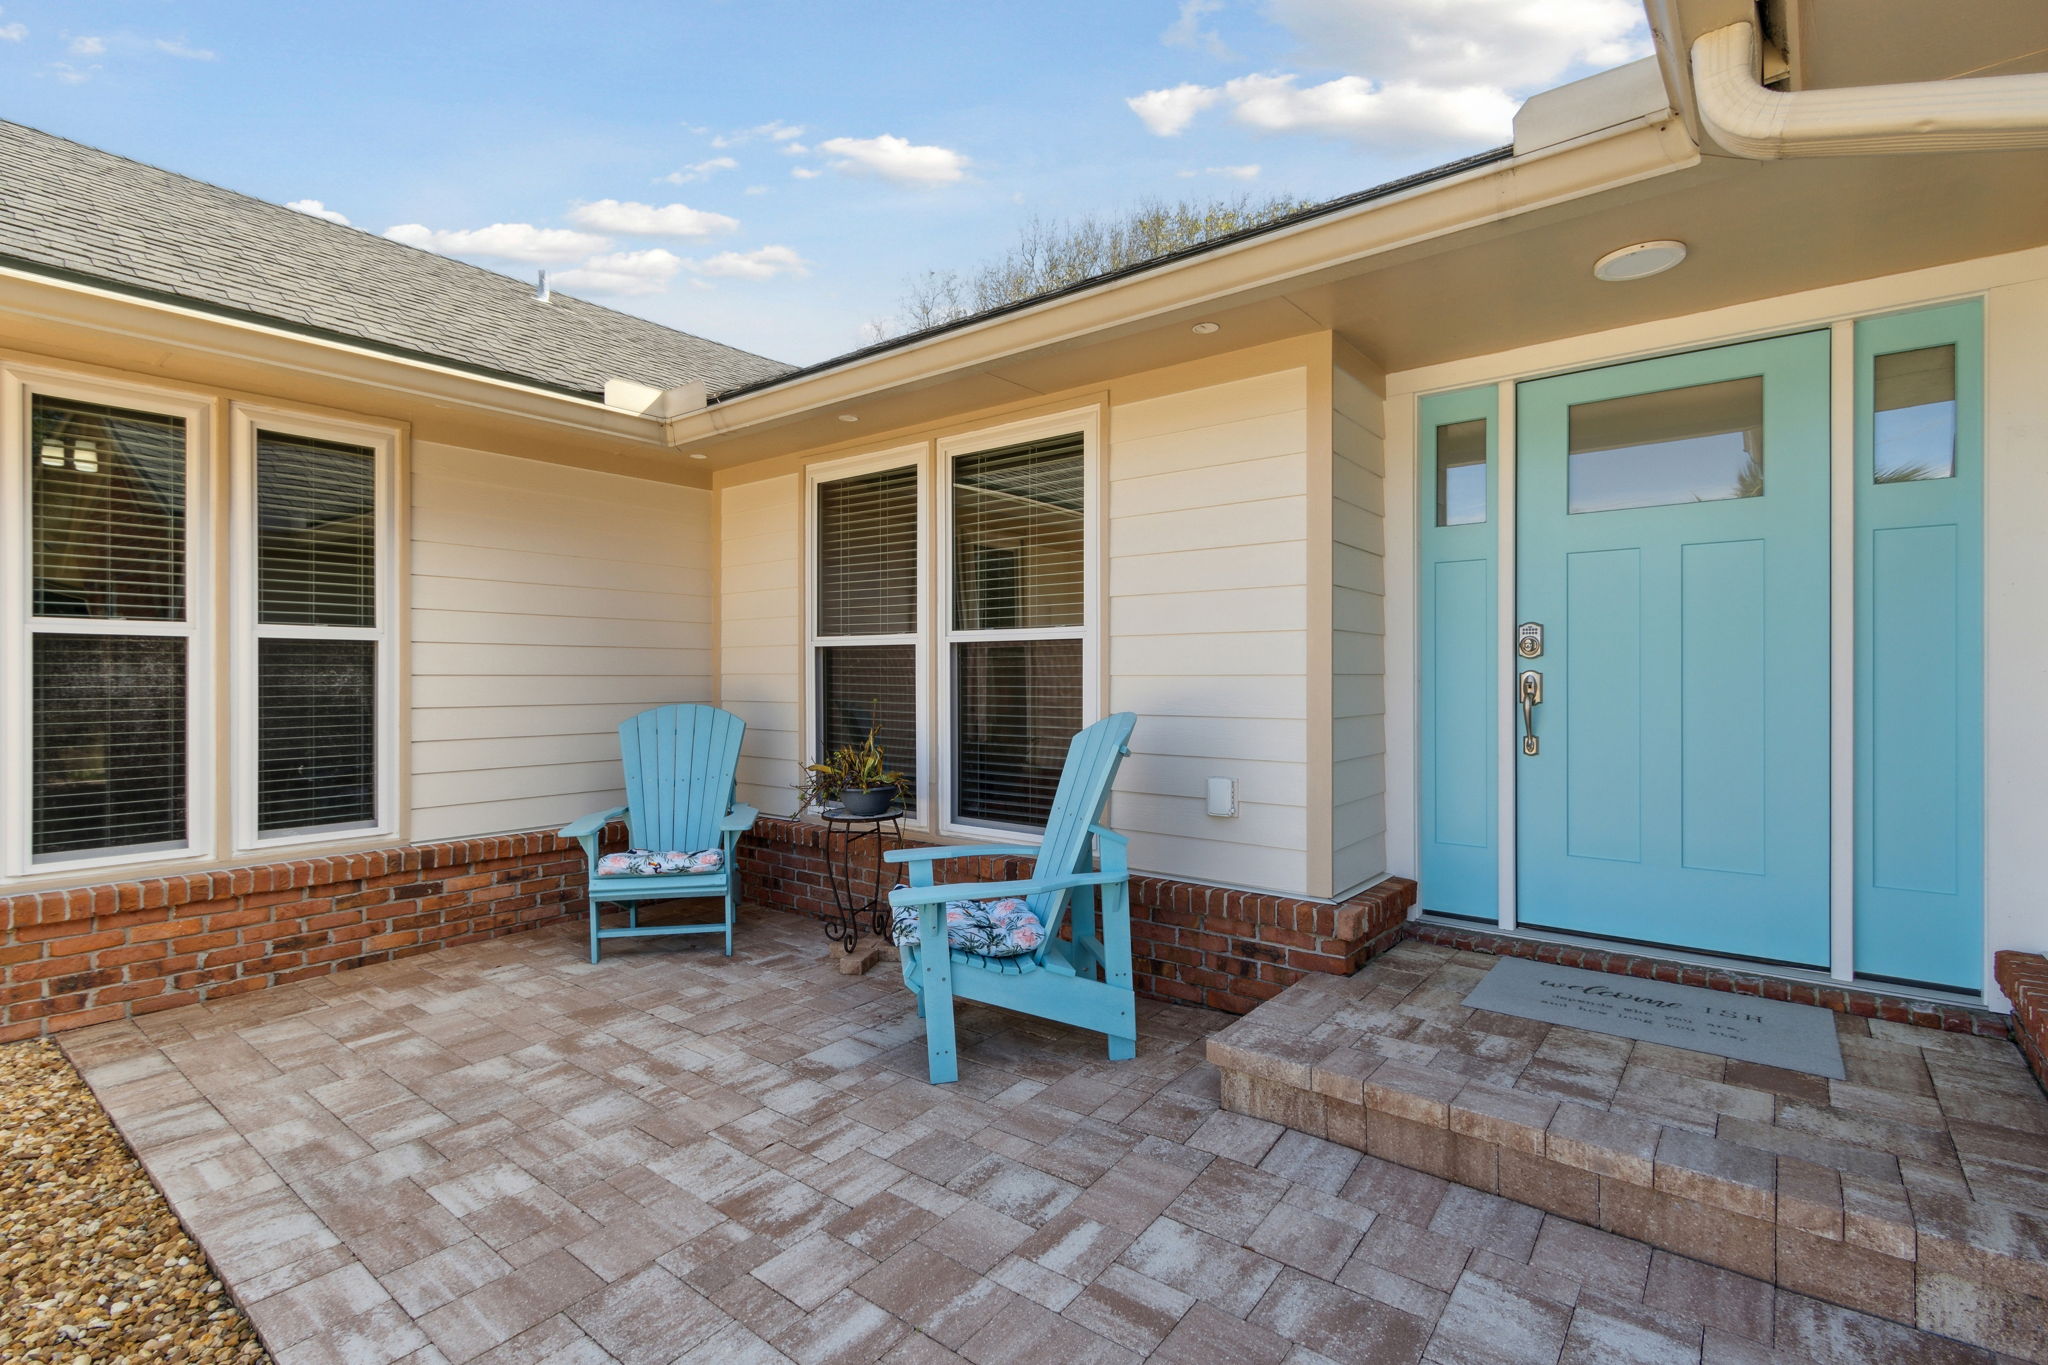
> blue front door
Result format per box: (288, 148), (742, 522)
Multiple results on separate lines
(1515, 333), (1832, 967)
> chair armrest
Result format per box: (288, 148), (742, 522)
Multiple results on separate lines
(558, 806), (626, 841)
(882, 843), (1037, 866)
(720, 803), (759, 834)
(888, 869), (1123, 907)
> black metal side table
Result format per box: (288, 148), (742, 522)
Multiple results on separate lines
(819, 804), (905, 953)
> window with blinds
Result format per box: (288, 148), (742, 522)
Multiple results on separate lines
(28, 393), (192, 860)
(948, 431), (1086, 830)
(814, 466), (919, 803)
(251, 430), (381, 837)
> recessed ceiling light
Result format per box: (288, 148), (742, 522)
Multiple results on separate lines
(687, 452), (708, 461)
(1593, 240), (1687, 282)
(1191, 321), (1221, 334)
(837, 413), (859, 422)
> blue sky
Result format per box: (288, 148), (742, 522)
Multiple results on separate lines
(0, 1), (1651, 365)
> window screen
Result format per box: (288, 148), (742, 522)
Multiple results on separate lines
(257, 430), (377, 627)
(257, 639), (377, 835)
(951, 434), (1084, 630)
(816, 646), (917, 803)
(953, 639), (1082, 829)
(32, 635), (187, 858)
(816, 466), (917, 636)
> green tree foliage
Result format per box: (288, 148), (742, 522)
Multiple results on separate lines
(872, 192), (1312, 339)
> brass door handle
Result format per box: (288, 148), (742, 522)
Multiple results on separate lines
(1519, 670), (1543, 756)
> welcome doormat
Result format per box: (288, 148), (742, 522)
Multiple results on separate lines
(1463, 957), (1846, 1079)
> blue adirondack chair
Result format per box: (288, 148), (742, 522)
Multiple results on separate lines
(885, 712), (1139, 1084)
(558, 704), (757, 962)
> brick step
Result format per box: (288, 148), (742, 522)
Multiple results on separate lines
(1207, 941), (2048, 1360)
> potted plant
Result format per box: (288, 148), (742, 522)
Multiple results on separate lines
(797, 720), (903, 817)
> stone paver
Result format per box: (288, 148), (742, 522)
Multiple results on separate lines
(61, 910), (2014, 1364)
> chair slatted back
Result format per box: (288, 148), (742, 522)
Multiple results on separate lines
(618, 704), (746, 854)
(1024, 712), (1137, 941)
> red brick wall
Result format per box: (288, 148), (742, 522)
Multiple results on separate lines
(0, 832), (586, 1042)
(1995, 950), (2048, 1091)
(735, 816), (1415, 1013)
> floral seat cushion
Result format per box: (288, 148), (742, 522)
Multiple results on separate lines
(890, 894), (1045, 958)
(595, 848), (724, 877)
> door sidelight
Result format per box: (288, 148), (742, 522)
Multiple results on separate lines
(1519, 670), (1543, 756)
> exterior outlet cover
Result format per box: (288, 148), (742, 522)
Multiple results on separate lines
(1206, 777), (1238, 818)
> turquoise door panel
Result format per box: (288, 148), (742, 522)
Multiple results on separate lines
(1516, 333), (1832, 966)
(1853, 302), (1983, 992)
(1418, 387), (1499, 919)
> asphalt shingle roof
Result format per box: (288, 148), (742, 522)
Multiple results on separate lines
(0, 119), (794, 400)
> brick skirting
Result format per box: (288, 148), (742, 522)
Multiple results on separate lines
(735, 815), (1415, 1014)
(1994, 950), (2048, 1090)
(0, 833), (586, 1042)
(1410, 918), (2009, 1039)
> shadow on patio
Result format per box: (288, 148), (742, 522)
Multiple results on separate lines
(62, 909), (2012, 1365)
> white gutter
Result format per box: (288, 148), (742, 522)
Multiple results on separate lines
(1693, 20), (2048, 158)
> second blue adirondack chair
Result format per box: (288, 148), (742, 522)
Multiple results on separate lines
(885, 712), (1138, 1084)
(558, 704), (758, 962)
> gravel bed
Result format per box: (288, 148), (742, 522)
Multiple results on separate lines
(1, 1039), (267, 1363)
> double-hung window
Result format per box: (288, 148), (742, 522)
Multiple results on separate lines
(807, 411), (1097, 839)
(233, 411), (396, 848)
(810, 453), (925, 814)
(11, 379), (210, 870)
(1, 368), (398, 881)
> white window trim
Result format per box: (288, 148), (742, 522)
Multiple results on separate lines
(0, 365), (215, 879)
(803, 444), (932, 828)
(937, 407), (1102, 842)
(228, 404), (401, 856)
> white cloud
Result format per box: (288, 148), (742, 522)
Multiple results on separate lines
(286, 199), (350, 225)
(688, 245), (809, 281)
(69, 35), (104, 55)
(0, 22), (26, 42)
(743, 185), (769, 195)
(553, 248), (683, 296)
(48, 61), (94, 82)
(1177, 163), (1261, 180)
(815, 134), (968, 186)
(566, 199), (739, 238)
(1163, 0), (1231, 59)
(1126, 84), (1221, 137)
(1221, 72), (1518, 145)
(154, 37), (215, 60)
(1129, 0), (1648, 148)
(384, 222), (610, 264)
(661, 156), (737, 185)
(711, 119), (804, 149)
(1266, 0), (1647, 91)
(790, 166), (821, 180)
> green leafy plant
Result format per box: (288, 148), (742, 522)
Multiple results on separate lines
(796, 718), (904, 813)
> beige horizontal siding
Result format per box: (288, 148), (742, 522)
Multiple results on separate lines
(1331, 356), (1390, 896)
(408, 442), (714, 843)
(1108, 368), (1311, 894)
(718, 473), (803, 815)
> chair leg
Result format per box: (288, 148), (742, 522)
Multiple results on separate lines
(919, 945), (958, 1084)
(724, 880), (736, 956)
(1103, 882), (1136, 1061)
(589, 901), (603, 965)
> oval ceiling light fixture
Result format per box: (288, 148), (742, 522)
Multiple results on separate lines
(687, 452), (708, 461)
(837, 413), (860, 423)
(1593, 240), (1688, 282)
(1190, 321), (1221, 334)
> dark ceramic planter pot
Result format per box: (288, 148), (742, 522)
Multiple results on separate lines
(838, 784), (897, 817)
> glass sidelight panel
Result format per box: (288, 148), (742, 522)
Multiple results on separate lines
(1872, 345), (1957, 482)
(1567, 376), (1764, 514)
(1435, 418), (1488, 526)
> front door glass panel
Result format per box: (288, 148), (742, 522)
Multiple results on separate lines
(1567, 376), (1764, 513)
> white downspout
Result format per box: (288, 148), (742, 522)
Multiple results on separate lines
(1692, 21), (2048, 158)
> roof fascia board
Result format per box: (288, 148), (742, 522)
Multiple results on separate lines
(666, 115), (1699, 448)
(0, 263), (669, 445)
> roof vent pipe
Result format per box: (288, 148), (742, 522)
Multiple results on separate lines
(536, 270), (551, 303)
(1693, 21), (2048, 158)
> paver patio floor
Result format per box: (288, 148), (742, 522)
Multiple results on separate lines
(60, 909), (2017, 1364)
